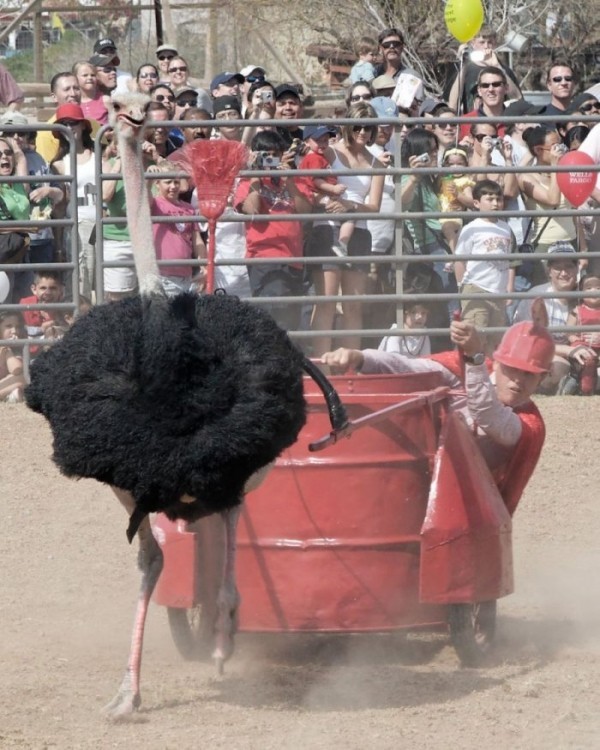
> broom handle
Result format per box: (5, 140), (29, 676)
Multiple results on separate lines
(206, 219), (216, 294)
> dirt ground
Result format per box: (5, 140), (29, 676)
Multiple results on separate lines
(2, 397), (600, 750)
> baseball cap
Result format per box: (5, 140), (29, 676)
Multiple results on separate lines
(503, 99), (545, 117)
(174, 85), (198, 99)
(93, 37), (117, 53)
(156, 43), (178, 56)
(210, 72), (244, 91)
(546, 241), (577, 262)
(55, 103), (91, 128)
(371, 96), (399, 118)
(419, 98), (446, 116)
(566, 92), (600, 114)
(303, 123), (335, 141)
(240, 64), (266, 78)
(89, 53), (118, 68)
(0, 111), (29, 126)
(212, 96), (242, 116)
(275, 83), (301, 99)
(371, 74), (396, 92)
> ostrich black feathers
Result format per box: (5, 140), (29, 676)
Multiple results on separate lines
(26, 293), (307, 524)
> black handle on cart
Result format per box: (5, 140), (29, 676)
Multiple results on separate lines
(302, 357), (349, 436)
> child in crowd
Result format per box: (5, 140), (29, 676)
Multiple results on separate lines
(0, 310), (26, 402)
(350, 37), (378, 83)
(563, 274), (600, 395)
(150, 163), (206, 296)
(378, 298), (431, 357)
(19, 270), (68, 343)
(454, 180), (515, 354)
(299, 123), (354, 257)
(438, 146), (475, 252)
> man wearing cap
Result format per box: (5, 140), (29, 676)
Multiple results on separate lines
(322, 312), (554, 516)
(373, 28), (422, 83)
(213, 96), (243, 142)
(239, 64), (266, 101)
(274, 84), (304, 147)
(156, 44), (178, 84)
(210, 72), (244, 100)
(90, 37), (132, 94)
(371, 75), (396, 98)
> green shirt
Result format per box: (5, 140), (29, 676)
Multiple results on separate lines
(102, 161), (130, 241)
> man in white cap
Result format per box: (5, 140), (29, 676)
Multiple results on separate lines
(239, 64), (266, 101)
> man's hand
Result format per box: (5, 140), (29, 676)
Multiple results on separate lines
(450, 320), (484, 356)
(321, 347), (364, 373)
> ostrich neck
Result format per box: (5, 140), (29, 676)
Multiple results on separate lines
(119, 135), (162, 295)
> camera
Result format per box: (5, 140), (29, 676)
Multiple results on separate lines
(256, 151), (281, 169)
(415, 153), (430, 164)
(260, 91), (274, 102)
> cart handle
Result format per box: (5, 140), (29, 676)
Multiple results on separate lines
(308, 386), (451, 452)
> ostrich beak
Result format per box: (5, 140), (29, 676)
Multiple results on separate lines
(116, 111), (147, 130)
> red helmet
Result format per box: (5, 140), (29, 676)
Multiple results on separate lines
(494, 322), (555, 374)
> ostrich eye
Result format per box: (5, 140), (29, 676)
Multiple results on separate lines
(113, 103), (121, 112)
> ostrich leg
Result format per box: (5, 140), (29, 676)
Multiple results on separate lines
(212, 504), (242, 675)
(104, 488), (164, 718)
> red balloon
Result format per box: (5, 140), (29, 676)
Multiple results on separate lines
(557, 151), (596, 207)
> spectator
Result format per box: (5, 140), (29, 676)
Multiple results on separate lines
(512, 242), (588, 393)
(155, 44), (178, 84)
(446, 26), (522, 113)
(178, 106), (212, 143)
(544, 61), (577, 120)
(563, 273), (600, 394)
(371, 75), (396, 98)
(0, 62), (25, 112)
(37, 72), (84, 163)
(19, 269), (68, 343)
(373, 28), (422, 83)
(518, 125), (577, 285)
(274, 84), (304, 147)
(51, 103), (97, 297)
(210, 71), (244, 100)
(0, 310), (26, 402)
(564, 125), (590, 151)
(438, 146), (474, 251)
(503, 99), (545, 164)
(367, 96), (398, 255)
(142, 102), (179, 163)
(149, 162), (206, 296)
(454, 180), (515, 353)
(166, 56), (212, 113)
(458, 67), (510, 141)
(134, 63), (159, 95)
(306, 102), (385, 355)
(350, 36), (378, 83)
(245, 80), (276, 121)
(235, 129), (313, 331)
(73, 60), (109, 125)
(150, 83), (176, 118)
(212, 96), (243, 142)
(378, 300), (431, 356)
(239, 64), (267, 111)
(429, 105), (460, 164)
(90, 37), (132, 94)
(93, 60), (118, 98)
(0, 134), (30, 302)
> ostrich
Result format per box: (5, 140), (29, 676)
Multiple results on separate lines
(25, 93), (346, 717)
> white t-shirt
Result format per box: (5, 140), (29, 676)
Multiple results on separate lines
(455, 217), (513, 294)
(378, 324), (431, 357)
(512, 281), (570, 343)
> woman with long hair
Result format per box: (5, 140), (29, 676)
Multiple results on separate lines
(51, 103), (98, 297)
(72, 60), (109, 125)
(134, 63), (159, 95)
(307, 102), (384, 356)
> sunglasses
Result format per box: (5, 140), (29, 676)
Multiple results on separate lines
(99, 66), (116, 73)
(436, 122), (457, 129)
(158, 54), (174, 61)
(352, 125), (375, 133)
(381, 40), (402, 49)
(473, 133), (496, 141)
(552, 75), (573, 83)
(154, 94), (175, 103)
(579, 102), (600, 112)
(246, 75), (264, 83)
(350, 94), (372, 102)
(0, 149), (14, 157)
(177, 99), (197, 107)
(479, 81), (504, 89)
(169, 66), (187, 74)
(59, 120), (82, 127)
(139, 72), (158, 79)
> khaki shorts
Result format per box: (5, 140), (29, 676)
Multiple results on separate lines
(460, 283), (507, 349)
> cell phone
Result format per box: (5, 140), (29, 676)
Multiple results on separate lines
(415, 153), (430, 163)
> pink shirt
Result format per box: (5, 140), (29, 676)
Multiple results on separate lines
(151, 195), (197, 278)
(81, 94), (109, 125)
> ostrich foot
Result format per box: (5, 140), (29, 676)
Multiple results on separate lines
(212, 581), (240, 675)
(102, 673), (141, 720)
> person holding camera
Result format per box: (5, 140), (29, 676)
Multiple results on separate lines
(234, 130), (312, 331)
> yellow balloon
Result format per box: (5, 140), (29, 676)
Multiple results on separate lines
(445, 0), (485, 43)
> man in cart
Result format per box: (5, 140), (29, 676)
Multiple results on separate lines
(321, 309), (554, 516)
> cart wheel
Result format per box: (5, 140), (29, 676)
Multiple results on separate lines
(167, 606), (213, 661)
(448, 600), (497, 667)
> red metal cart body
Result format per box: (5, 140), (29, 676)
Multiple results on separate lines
(152, 373), (513, 658)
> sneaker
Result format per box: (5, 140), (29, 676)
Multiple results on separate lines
(331, 241), (348, 258)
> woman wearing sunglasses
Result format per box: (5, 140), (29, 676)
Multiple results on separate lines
(134, 64), (160, 95)
(306, 102), (385, 356)
(72, 60), (109, 125)
(344, 81), (374, 109)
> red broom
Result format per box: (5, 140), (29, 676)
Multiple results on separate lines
(172, 140), (249, 293)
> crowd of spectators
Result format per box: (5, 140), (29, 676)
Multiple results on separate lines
(0, 27), (599, 397)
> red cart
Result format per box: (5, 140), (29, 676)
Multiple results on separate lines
(152, 371), (513, 666)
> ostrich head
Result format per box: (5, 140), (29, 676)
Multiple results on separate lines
(109, 92), (151, 140)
